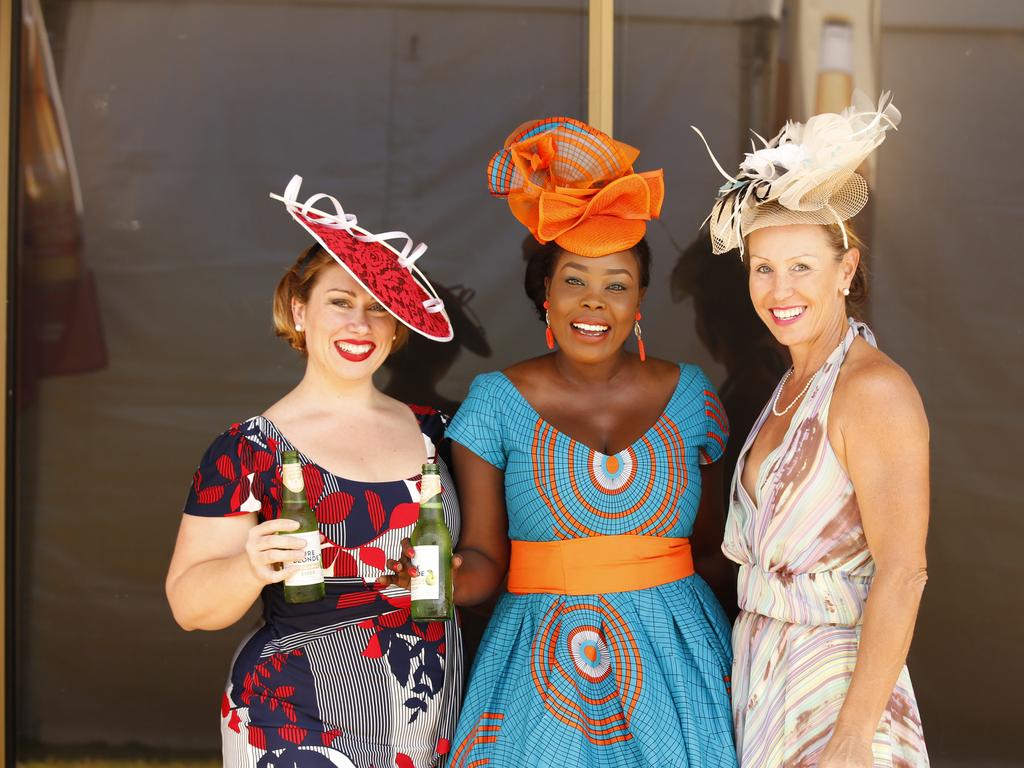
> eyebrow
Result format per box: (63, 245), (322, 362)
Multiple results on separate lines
(562, 261), (634, 277)
(749, 253), (821, 262)
(325, 288), (357, 296)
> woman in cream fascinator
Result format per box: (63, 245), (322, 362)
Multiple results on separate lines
(695, 93), (931, 768)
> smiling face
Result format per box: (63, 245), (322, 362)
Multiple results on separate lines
(544, 249), (644, 364)
(746, 223), (858, 350)
(292, 263), (400, 381)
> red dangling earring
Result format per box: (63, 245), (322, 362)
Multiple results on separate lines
(544, 300), (555, 350)
(634, 310), (646, 362)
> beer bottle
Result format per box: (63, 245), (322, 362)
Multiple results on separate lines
(410, 463), (453, 621)
(279, 450), (325, 603)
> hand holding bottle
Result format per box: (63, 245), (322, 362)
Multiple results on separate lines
(377, 537), (463, 591)
(244, 518), (308, 584)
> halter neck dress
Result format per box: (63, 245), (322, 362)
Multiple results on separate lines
(723, 319), (929, 767)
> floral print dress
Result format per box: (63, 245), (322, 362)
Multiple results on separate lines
(183, 408), (462, 768)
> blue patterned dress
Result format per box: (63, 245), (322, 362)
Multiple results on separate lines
(446, 365), (737, 767)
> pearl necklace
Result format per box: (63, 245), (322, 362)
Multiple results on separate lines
(773, 327), (852, 417)
(772, 366), (819, 417)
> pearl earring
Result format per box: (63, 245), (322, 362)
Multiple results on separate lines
(295, 324), (303, 332)
(842, 288), (850, 297)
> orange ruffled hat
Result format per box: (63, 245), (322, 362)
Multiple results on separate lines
(487, 117), (664, 257)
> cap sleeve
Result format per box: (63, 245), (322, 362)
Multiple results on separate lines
(183, 421), (278, 518)
(447, 373), (508, 470)
(410, 404), (452, 468)
(694, 367), (729, 465)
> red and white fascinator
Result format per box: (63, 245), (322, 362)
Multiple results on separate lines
(270, 175), (453, 342)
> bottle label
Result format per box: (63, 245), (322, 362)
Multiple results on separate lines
(410, 545), (440, 601)
(282, 462), (305, 493)
(420, 473), (441, 501)
(284, 531), (324, 586)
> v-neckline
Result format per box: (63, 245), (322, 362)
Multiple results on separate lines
(736, 391), (798, 510)
(497, 365), (684, 458)
(741, 333), (843, 507)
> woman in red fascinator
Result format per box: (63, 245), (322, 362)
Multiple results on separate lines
(167, 177), (462, 767)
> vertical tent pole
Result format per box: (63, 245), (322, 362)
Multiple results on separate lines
(588, 0), (614, 135)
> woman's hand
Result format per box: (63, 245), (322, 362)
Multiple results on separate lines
(817, 734), (874, 768)
(244, 518), (307, 584)
(376, 537), (463, 590)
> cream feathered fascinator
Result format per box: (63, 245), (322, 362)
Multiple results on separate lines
(693, 91), (901, 256)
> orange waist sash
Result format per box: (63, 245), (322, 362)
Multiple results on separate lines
(507, 535), (694, 595)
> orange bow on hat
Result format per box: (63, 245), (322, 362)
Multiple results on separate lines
(487, 117), (664, 257)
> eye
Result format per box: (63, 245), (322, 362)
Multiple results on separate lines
(331, 298), (352, 308)
(754, 264), (772, 274)
(792, 263), (810, 272)
(607, 282), (628, 292)
(565, 276), (585, 286)
(368, 303), (389, 314)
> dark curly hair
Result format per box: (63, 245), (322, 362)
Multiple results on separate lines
(521, 237), (652, 321)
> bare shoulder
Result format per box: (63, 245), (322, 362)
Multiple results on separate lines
(645, 356), (683, 382)
(834, 338), (928, 437)
(503, 354), (555, 388)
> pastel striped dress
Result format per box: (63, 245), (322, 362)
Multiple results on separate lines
(723, 320), (929, 767)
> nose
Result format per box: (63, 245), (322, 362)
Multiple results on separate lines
(580, 287), (605, 311)
(346, 307), (371, 333)
(770, 271), (794, 301)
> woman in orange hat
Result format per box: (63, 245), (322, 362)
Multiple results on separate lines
(385, 119), (738, 766)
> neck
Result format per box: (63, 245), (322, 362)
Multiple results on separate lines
(787, 313), (849, 380)
(552, 349), (630, 388)
(293, 361), (382, 411)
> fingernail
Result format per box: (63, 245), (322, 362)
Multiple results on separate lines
(406, 548), (415, 558)
(408, 567), (419, 577)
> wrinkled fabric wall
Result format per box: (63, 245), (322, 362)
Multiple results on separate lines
(13, 1), (1023, 764)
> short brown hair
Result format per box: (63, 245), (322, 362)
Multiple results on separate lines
(272, 244), (409, 355)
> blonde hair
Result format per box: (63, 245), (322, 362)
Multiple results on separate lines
(821, 221), (869, 318)
(272, 244), (409, 355)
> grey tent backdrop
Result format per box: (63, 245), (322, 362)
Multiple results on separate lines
(12, 2), (1023, 766)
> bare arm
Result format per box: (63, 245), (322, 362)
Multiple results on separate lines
(450, 443), (511, 606)
(820, 362), (930, 767)
(165, 513), (306, 631)
(691, 462), (736, 612)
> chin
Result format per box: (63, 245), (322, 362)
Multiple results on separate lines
(560, 339), (622, 365)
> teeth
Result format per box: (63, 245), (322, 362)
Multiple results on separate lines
(772, 307), (804, 320)
(337, 342), (373, 355)
(572, 322), (609, 332)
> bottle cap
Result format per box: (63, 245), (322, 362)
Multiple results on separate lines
(282, 449), (300, 464)
(422, 462), (439, 474)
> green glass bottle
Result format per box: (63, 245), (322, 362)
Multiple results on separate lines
(279, 450), (325, 604)
(410, 463), (453, 621)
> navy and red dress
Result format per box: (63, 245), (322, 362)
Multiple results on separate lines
(183, 408), (462, 768)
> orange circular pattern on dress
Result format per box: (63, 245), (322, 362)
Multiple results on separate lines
(530, 598), (643, 745)
(532, 419), (689, 540)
